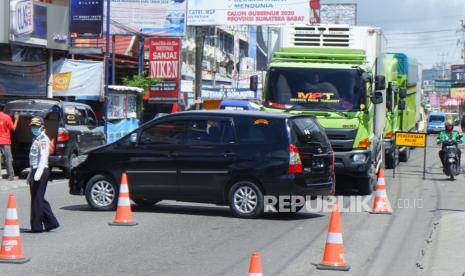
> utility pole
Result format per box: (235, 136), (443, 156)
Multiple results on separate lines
(194, 26), (206, 109)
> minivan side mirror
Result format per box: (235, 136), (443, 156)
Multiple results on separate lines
(249, 75), (258, 92)
(399, 88), (407, 99)
(371, 91), (383, 105)
(375, 75), (386, 91)
(398, 99), (406, 110)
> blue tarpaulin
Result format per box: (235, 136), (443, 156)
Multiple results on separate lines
(100, 118), (139, 144)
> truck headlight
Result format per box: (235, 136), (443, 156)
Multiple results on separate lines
(352, 153), (366, 164)
(71, 155), (88, 168)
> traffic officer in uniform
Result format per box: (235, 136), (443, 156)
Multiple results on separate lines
(28, 116), (59, 233)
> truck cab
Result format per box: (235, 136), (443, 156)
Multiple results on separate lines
(383, 53), (421, 168)
(263, 24), (386, 195)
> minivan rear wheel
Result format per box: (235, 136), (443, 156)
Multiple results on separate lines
(85, 174), (117, 211)
(228, 181), (264, 219)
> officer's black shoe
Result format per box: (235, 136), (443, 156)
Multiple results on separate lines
(44, 224), (59, 232)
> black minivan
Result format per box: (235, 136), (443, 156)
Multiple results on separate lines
(70, 110), (334, 218)
(5, 99), (106, 176)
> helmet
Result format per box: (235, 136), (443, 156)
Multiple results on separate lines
(445, 120), (454, 132)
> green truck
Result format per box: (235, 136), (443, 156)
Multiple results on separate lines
(262, 24), (386, 194)
(383, 53), (421, 168)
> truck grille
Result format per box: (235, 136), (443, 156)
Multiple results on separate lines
(325, 128), (358, 152)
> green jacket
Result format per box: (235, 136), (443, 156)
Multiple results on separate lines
(436, 131), (465, 144)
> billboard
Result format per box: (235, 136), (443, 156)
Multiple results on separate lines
(104, 0), (186, 36)
(10, 0), (47, 46)
(70, 0), (103, 38)
(187, 0), (309, 26)
(148, 38), (181, 103)
(450, 86), (465, 100)
(320, 4), (357, 25)
(451, 64), (465, 82)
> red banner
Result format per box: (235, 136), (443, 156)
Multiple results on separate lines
(148, 38), (181, 103)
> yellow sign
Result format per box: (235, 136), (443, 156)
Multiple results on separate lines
(450, 87), (465, 100)
(52, 72), (71, 90)
(395, 132), (427, 148)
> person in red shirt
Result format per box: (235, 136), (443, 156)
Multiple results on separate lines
(0, 104), (19, 181)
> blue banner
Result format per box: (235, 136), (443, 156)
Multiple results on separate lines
(70, 0), (103, 38)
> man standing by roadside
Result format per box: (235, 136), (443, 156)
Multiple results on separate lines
(0, 104), (19, 181)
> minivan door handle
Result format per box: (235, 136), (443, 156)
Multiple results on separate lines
(168, 152), (179, 158)
(223, 152), (237, 159)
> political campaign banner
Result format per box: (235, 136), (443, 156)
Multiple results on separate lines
(187, 0), (309, 26)
(70, 0), (103, 38)
(148, 38), (181, 103)
(104, 0), (186, 36)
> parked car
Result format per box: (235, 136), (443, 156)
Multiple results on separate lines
(5, 99), (106, 176)
(427, 112), (446, 134)
(219, 100), (263, 111)
(69, 110), (335, 218)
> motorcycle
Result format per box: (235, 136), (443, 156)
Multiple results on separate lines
(441, 138), (461, 180)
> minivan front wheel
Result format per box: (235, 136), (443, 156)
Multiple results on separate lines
(85, 174), (117, 211)
(228, 181), (264, 219)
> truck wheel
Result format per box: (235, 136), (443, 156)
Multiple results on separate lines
(385, 151), (395, 169)
(399, 147), (410, 162)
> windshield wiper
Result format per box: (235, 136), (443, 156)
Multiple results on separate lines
(315, 105), (349, 118)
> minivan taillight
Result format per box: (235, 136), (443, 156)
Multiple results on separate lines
(288, 144), (303, 173)
(57, 128), (70, 142)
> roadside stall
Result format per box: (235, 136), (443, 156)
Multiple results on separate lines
(105, 85), (143, 144)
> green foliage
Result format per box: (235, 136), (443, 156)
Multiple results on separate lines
(121, 71), (158, 89)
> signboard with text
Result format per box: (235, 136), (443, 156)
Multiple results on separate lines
(201, 88), (258, 100)
(395, 132), (427, 148)
(70, 0), (103, 38)
(9, 0), (47, 46)
(149, 38), (181, 103)
(187, 0), (309, 26)
(104, 0), (186, 36)
(450, 86), (465, 100)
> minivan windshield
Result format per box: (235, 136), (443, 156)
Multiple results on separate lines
(429, 115), (445, 123)
(265, 67), (365, 111)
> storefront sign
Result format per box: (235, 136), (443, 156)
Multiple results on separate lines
(10, 0), (34, 36)
(105, 0), (186, 36)
(201, 88), (257, 100)
(70, 0), (103, 38)
(10, 1), (47, 46)
(450, 87), (465, 100)
(149, 38), (181, 103)
(187, 0), (309, 26)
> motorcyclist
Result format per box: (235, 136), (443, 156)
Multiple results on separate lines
(437, 120), (465, 167)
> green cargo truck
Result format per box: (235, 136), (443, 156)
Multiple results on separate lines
(262, 24), (386, 195)
(383, 53), (421, 168)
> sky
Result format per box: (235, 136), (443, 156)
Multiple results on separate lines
(321, 0), (465, 69)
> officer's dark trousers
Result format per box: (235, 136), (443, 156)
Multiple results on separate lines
(29, 168), (59, 231)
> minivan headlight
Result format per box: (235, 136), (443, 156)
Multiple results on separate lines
(71, 155), (88, 168)
(352, 153), (366, 164)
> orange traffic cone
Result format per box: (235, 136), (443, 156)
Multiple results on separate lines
(109, 173), (138, 226)
(316, 202), (350, 271)
(248, 252), (263, 276)
(370, 168), (392, 215)
(0, 193), (29, 263)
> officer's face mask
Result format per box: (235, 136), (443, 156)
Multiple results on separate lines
(31, 126), (42, 137)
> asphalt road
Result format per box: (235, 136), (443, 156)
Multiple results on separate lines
(0, 135), (463, 276)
